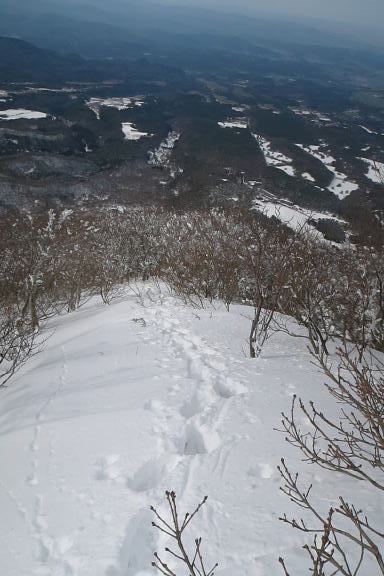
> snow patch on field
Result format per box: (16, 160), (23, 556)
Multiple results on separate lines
(289, 107), (332, 123)
(359, 157), (384, 183)
(148, 131), (180, 167)
(301, 172), (315, 182)
(0, 109), (48, 121)
(253, 199), (342, 236)
(218, 119), (248, 129)
(359, 125), (378, 135)
(122, 122), (149, 141)
(253, 133), (295, 177)
(87, 97), (144, 119)
(28, 87), (77, 94)
(296, 143), (358, 198)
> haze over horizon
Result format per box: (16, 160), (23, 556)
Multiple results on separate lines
(154, 0), (383, 30)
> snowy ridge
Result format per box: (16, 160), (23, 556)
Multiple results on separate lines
(0, 285), (380, 575)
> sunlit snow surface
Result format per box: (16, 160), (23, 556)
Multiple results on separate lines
(0, 285), (380, 576)
(0, 109), (48, 120)
(296, 143), (358, 198)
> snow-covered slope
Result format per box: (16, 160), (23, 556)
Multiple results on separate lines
(0, 285), (380, 576)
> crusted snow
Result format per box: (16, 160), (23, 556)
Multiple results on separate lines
(359, 157), (384, 184)
(253, 133), (295, 177)
(0, 286), (378, 576)
(121, 122), (149, 141)
(0, 109), (48, 121)
(296, 143), (358, 199)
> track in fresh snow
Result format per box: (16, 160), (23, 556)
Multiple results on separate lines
(0, 285), (381, 576)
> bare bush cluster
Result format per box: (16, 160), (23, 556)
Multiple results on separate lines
(279, 340), (384, 575)
(1, 203), (383, 386)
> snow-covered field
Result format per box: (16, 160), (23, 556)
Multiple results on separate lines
(289, 107), (331, 123)
(218, 119), (248, 129)
(301, 172), (315, 182)
(0, 109), (48, 121)
(0, 286), (380, 576)
(253, 199), (344, 237)
(121, 122), (149, 141)
(253, 134), (295, 177)
(359, 157), (384, 183)
(296, 143), (358, 198)
(86, 98), (144, 120)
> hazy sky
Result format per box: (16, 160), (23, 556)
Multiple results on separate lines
(158, 0), (383, 28)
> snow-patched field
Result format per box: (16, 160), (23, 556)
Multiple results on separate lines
(0, 286), (380, 576)
(359, 157), (384, 184)
(358, 125), (378, 135)
(121, 122), (149, 141)
(253, 134), (295, 177)
(148, 132), (180, 167)
(252, 199), (344, 238)
(86, 98), (144, 120)
(296, 143), (358, 198)
(218, 119), (248, 129)
(0, 109), (48, 121)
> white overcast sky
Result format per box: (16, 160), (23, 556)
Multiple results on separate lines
(157, 0), (383, 27)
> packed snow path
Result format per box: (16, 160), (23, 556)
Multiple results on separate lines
(0, 285), (381, 575)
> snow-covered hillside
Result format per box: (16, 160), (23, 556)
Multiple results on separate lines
(0, 285), (380, 576)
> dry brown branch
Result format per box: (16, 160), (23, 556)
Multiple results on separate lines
(151, 491), (218, 576)
(279, 340), (384, 575)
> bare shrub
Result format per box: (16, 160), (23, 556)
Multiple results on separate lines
(151, 491), (218, 576)
(236, 211), (300, 358)
(279, 341), (384, 575)
(0, 305), (40, 388)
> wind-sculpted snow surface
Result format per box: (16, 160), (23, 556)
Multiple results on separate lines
(0, 285), (381, 575)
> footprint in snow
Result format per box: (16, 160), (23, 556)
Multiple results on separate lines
(127, 455), (179, 492)
(95, 455), (122, 481)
